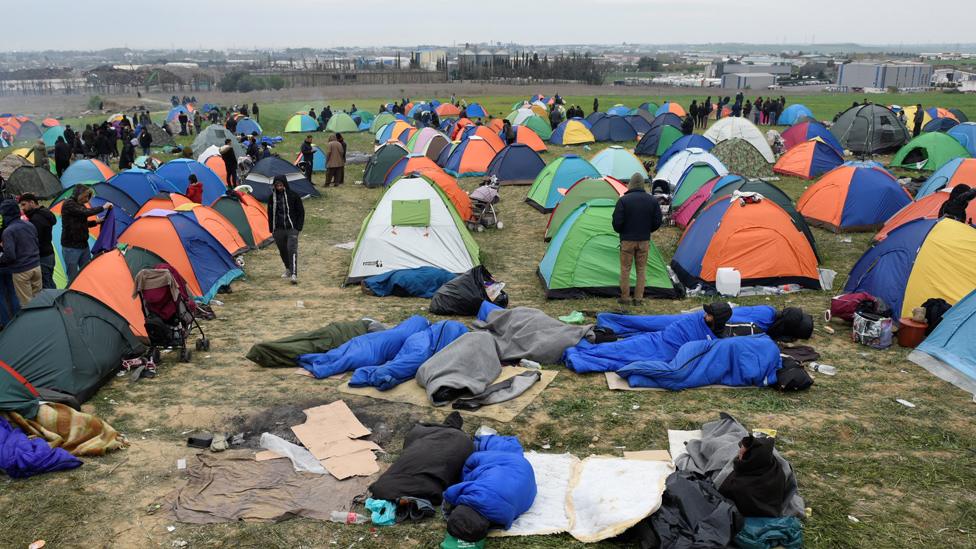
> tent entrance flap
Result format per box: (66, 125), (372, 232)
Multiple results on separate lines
(392, 199), (431, 227)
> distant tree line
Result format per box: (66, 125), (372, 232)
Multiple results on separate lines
(218, 71), (287, 93)
(457, 52), (605, 85)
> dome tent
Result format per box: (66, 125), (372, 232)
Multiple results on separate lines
(345, 176), (480, 284)
(408, 128), (452, 160)
(326, 112), (361, 133)
(285, 114), (319, 133)
(703, 117), (776, 163)
(890, 132), (971, 172)
(915, 158), (976, 199)
(61, 159), (115, 187)
(589, 115), (638, 142)
(777, 104), (815, 125)
(589, 146), (648, 181)
(709, 138), (773, 179)
(192, 125), (245, 159)
(244, 157), (320, 202)
(673, 195), (822, 291)
(550, 118), (595, 146)
(105, 168), (182, 206)
(443, 136), (498, 177)
(502, 126), (547, 153)
(236, 118), (262, 135)
(5, 166), (61, 198)
(484, 143), (546, 185)
(670, 162), (727, 208)
(363, 142), (410, 188)
(658, 134), (715, 168)
(539, 199), (677, 299)
(156, 159), (227, 205)
(544, 176), (626, 241)
(653, 148), (727, 190)
(211, 193), (273, 249)
(845, 218), (976, 319)
(782, 121), (843, 153)
(875, 190), (976, 241)
(773, 138), (845, 180)
(797, 165), (912, 232)
(526, 154), (601, 213)
(947, 123), (976, 156)
(634, 114), (683, 156)
(830, 104), (910, 155)
(910, 289), (976, 397)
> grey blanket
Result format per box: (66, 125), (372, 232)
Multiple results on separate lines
(472, 307), (595, 365)
(416, 332), (501, 406)
(675, 413), (805, 518)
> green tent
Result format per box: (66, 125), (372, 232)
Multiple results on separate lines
(544, 177), (626, 241)
(891, 132), (971, 171)
(672, 163), (724, 208)
(326, 112), (361, 133)
(0, 290), (145, 418)
(710, 138), (773, 179)
(6, 166), (62, 199)
(370, 112), (396, 133)
(42, 125), (66, 148)
(538, 199), (677, 299)
(363, 142), (410, 188)
(520, 115), (553, 141)
(526, 155), (601, 213)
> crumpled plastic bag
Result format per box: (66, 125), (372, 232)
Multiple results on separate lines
(259, 432), (326, 474)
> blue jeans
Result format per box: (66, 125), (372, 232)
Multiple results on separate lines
(62, 247), (91, 284)
(39, 254), (56, 289)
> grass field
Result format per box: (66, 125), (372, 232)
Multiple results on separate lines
(1, 90), (975, 549)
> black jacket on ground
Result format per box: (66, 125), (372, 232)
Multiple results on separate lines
(60, 199), (103, 249)
(25, 207), (56, 257)
(612, 189), (662, 241)
(267, 184), (305, 232)
(719, 435), (789, 517)
(369, 412), (473, 505)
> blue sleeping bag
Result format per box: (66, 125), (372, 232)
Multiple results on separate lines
(348, 320), (468, 390)
(597, 306), (778, 337)
(616, 334), (782, 390)
(298, 315), (430, 379)
(363, 267), (457, 298)
(564, 313), (715, 373)
(443, 435), (536, 531)
(1, 416), (81, 478)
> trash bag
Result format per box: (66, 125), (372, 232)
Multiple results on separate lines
(430, 266), (506, 316)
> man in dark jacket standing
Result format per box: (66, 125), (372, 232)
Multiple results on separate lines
(61, 185), (111, 283)
(912, 104), (925, 137)
(53, 136), (72, 177)
(300, 135), (315, 182)
(220, 140), (238, 189)
(0, 199), (42, 306)
(612, 174), (662, 305)
(267, 175), (305, 285)
(18, 193), (56, 289)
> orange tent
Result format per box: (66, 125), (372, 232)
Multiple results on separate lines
(443, 136), (498, 178)
(512, 126), (547, 153)
(211, 193), (273, 249)
(41, 118), (60, 128)
(466, 125), (505, 152)
(136, 193), (193, 218)
(69, 249), (147, 341)
(451, 118), (474, 140)
(436, 103), (461, 117)
(875, 191), (976, 241)
(175, 203), (249, 256)
(487, 119), (504, 132)
(204, 155), (229, 185)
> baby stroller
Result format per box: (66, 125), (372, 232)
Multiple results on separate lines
(468, 176), (503, 231)
(135, 264), (210, 363)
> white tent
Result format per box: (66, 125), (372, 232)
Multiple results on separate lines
(345, 176), (480, 284)
(653, 148), (728, 188)
(704, 117), (776, 163)
(197, 145), (220, 163)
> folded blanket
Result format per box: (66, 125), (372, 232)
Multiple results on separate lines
(473, 307), (594, 365)
(245, 320), (370, 368)
(616, 335), (781, 390)
(349, 321), (468, 390)
(564, 313), (715, 373)
(1, 402), (127, 456)
(1, 416), (81, 478)
(298, 316), (429, 379)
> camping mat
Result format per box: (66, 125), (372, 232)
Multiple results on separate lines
(668, 429), (703, 463)
(337, 368), (556, 423)
(491, 453), (672, 541)
(604, 372), (756, 391)
(165, 450), (378, 524)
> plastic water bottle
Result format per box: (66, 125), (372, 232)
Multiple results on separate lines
(810, 362), (836, 376)
(519, 358), (541, 369)
(330, 511), (369, 524)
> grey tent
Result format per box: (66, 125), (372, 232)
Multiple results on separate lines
(143, 123), (175, 147)
(0, 153), (30, 180)
(6, 166), (62, 198)
(710, 138), (773, 179)
(13, 121), (43, 142)
(192, 125), (244, 159)
(831, 104), (910, 155)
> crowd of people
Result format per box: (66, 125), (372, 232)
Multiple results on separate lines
(681, 93), (790, 130)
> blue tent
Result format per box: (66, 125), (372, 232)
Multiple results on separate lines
(42, 125), (66, 148)
(923, 117), (959, 133)
(236, 118), (263, 135)
(589, 115), (638, 142)
(911, 289), (976, 396)
(607, 105), (631, 116)
(105, 169), (181, 206)
(60, 159), (114, 187)
(777, 104), (815, 125)
(624, 114), (653, 134)
(783, 121), (844, 154)
(485, 143), (546, 185)
(947, 123), (976, 156)
(916, 157), (976, 199)
(658, 135), (715, 167)
(156, 159), (228, 205)
(165, 105), (190, 122)
(586, 112), (607, 126)
(465, 103), (488, 118)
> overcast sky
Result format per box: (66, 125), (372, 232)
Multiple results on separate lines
(8, 1), (974, 50)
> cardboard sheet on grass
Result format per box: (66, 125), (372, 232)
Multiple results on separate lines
(255, 401), (382, 479)
(337, 367), (557, 423)
(493, 451), (673, 542)
(604, 372), (757, 391)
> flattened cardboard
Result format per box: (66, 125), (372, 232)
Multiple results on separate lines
(323, 450), (379, 480)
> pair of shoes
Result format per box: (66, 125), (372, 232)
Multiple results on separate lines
(616, 298), (630, 305)
(632, 299), (643, 306)
(281, 270), (292, 278)
(290, 274), (298, 285)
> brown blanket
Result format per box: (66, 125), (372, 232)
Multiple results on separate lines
(1, 402), (127, 456)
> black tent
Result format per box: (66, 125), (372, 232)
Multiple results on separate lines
(0, 290), (145, 417)
(363, 142), (409, 188)
(831, 104), (910, 155)
(6, 166), (62, 198)
(244, 156), (319, 202)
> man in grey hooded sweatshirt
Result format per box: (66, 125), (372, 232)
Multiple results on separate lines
(266, 175), (305, 285)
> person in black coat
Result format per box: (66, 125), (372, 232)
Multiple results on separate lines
(912, 103), (925, 137)
(267, 175), (305, 285)
(939, 184), (976, 223)
(612, 174), (662, 305)
(18, 193), (56, 289)
(681, 114), (695, 136)
(53, 137), (72, 177)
